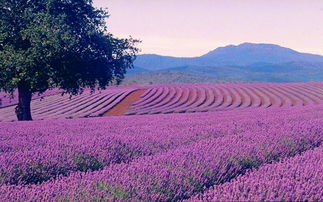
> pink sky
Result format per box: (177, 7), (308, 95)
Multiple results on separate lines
(94, 0), (323, 57)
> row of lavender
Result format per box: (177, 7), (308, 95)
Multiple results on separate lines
(190, 146), (322, 201)
(0, 89), (63, 108)
(0, 86), (138, 121)
(127, 82), (323, 115)
(0, 104), (322, 201)
(1, 82), (323, 121)
(2, 106), (315, 185)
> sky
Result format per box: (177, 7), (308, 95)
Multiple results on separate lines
(93, 0), (323, 57)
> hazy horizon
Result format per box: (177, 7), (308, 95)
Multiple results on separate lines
(94, 0), (323, 57)
(134, 42), (323, 57)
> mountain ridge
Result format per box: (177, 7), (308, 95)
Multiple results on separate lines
(130, 43), (323, 82)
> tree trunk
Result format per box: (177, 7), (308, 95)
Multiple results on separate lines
(15, 85), (32, 121)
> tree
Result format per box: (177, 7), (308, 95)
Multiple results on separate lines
(0, 0), (139, 121)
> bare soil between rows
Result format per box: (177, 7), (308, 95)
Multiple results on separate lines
(104, 89), (146, 116)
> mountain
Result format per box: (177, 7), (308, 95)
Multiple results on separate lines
(199, 43), (323, 66)
(130, 43), (323, 82)
(126, 66), (150, 75)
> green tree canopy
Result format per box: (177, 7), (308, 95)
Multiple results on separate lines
(0, 0), (139, 120)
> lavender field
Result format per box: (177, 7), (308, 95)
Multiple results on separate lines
(2, 0), (323, 201)
(127, 82), (323, 115)
(0, 100), (322, 201)
(0, 86), (139, 121)
(1, 82), (323, 121)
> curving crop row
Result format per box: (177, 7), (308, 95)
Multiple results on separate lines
(126, 83), (323, 115)
(0, 89), (62, 108)
(1, 83), (323, 120)
(148, 87), (184, 114)
(0, 87), (138, 121)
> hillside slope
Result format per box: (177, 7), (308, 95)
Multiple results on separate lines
(1, 82), (323, 121)
(123, 71), (225, 85)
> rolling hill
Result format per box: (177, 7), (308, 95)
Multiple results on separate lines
(1, 82), (323, 121)
(122, 71), (226, 85)
(131, 43), (323, 82)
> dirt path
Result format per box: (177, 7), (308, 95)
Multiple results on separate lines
(104, 89), (146, 116)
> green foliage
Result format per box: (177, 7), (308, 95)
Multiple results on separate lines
(93, 181), (129, 199)
(236, 157), (260, 169)
(230, 155), (261, 171)
(0, 0), (139, 95)
(72, 153), (104, 172)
